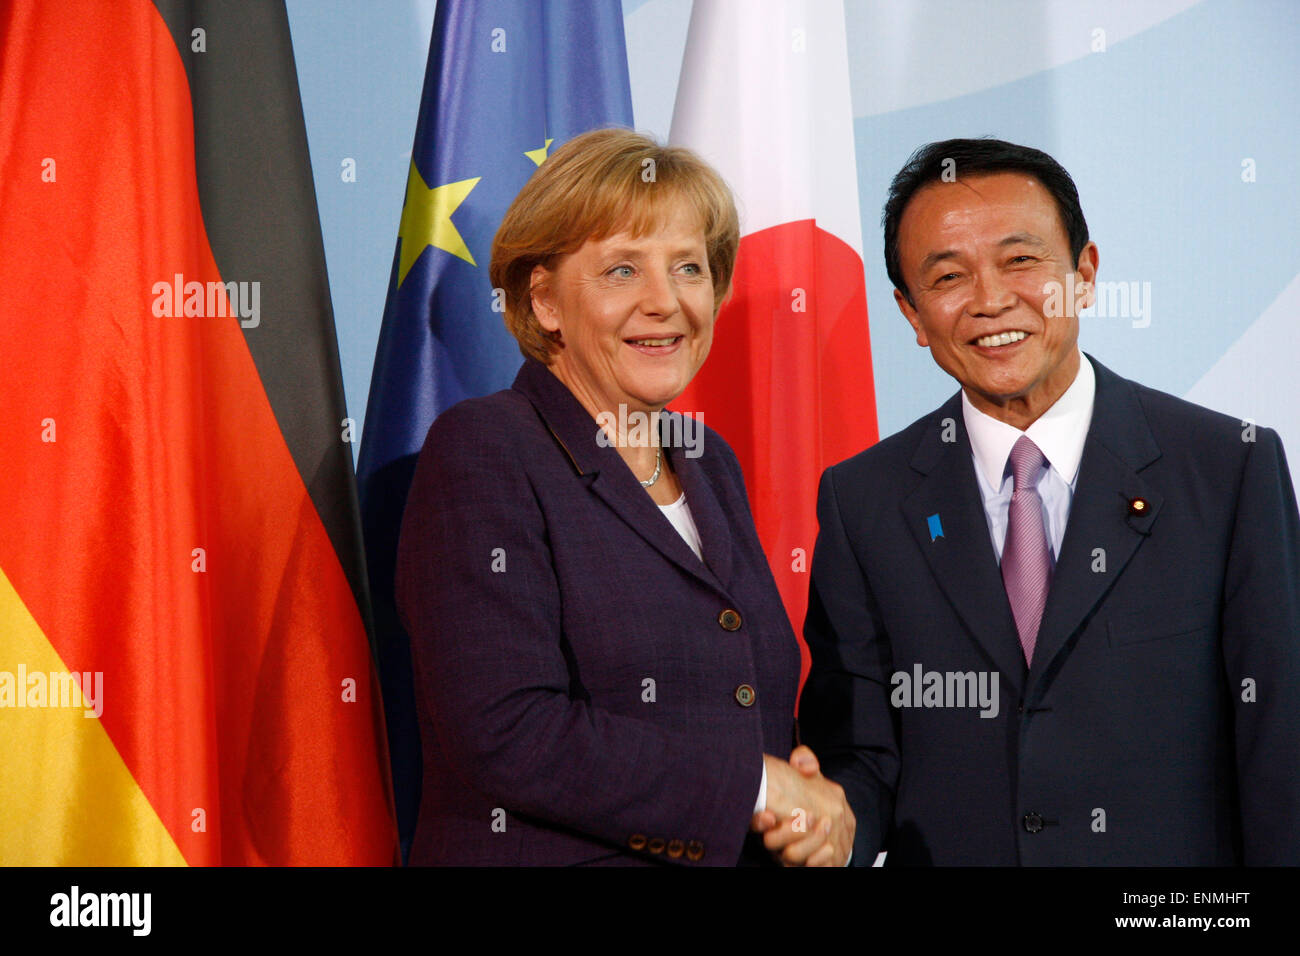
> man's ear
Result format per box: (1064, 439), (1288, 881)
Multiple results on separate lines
(1075, 241), (1100, 310)
(530, 264), (559, 333)
(895, 287), (928, 348)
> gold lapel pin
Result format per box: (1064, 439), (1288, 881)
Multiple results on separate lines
(1128, 497), (1149, 516)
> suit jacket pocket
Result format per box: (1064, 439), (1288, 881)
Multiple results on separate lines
(1107, 600), (1216, 648)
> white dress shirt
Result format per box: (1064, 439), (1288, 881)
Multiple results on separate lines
(961, 351), (1096, 565)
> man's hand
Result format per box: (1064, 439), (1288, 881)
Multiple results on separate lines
(752, 746), (855, 866)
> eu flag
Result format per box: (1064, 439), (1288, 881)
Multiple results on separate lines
(357, 0), (634, 861)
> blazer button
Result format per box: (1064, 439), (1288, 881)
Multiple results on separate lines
(718, 608), (742, 631)
(666, 839), (685, 859)
(686, 840), (705, 861)
(1022, 812), (1044, 834)
(735, 684), (757, 707)
(628, 833), (648, 850)
(648, 837), (666, 854)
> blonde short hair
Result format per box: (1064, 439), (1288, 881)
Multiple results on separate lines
(490, 127), (740, 363)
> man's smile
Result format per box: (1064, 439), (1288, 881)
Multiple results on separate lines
(970, 329), (1030, 350)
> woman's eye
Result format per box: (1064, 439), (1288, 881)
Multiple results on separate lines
(609, 265), (634, 278)
(681, 262), (702, 275)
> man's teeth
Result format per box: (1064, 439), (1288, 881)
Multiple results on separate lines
(975, 330), (1028, 348)
(630, 337), (679, 347)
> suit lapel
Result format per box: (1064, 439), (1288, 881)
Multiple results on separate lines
(512, 359), (729, 594)
(901, 356), (1164, 702)
(586, 463), (727, 592)
(668, 435), (734, 588)
(902, 394), (1027, 697)
(1027, 356), (1162, 697)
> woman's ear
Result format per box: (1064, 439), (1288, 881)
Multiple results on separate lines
(715, 279), (734, 315)
(530, 264), (559, 333)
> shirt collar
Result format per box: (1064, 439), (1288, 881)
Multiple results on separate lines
(961, 350), (1096, 489)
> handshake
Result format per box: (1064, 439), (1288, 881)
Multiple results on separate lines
(754, 746), (856, 867)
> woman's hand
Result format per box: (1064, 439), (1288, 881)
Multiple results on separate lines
(753, 746), (855, 866)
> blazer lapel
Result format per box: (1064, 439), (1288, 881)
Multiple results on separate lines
(901, 394), (1027, 698)
(1026, 355), (1163, 698)
(512, 359), (728, 594)
(668, 431), (734, 588)
(586, 464), (727, 591)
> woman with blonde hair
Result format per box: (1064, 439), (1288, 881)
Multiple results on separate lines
(396, 128), (853, 866)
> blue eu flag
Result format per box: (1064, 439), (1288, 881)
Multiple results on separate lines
(356, 0), (634, 861)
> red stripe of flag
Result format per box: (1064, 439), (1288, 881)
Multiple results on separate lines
(0, 0), (396, 863)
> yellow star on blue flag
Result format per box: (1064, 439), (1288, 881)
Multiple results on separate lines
(397, 162), (480, 284)
(524, 138), (554, 166)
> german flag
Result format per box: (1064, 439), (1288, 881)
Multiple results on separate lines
(0, 0), (398, 864)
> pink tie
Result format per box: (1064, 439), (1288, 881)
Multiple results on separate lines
(1002, 436), (1051, 665)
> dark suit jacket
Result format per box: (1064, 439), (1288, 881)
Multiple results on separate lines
(395, 357), (801, 865)
(800, 353), (1300, 865)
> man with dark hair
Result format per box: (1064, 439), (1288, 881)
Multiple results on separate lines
(795, 137), (1300, 865)
(882, 139), (1091, 307)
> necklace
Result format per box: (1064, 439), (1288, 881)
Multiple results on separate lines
(640, 448), (663, 487)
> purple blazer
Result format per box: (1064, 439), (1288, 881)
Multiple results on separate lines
(395, 358), (801, 865)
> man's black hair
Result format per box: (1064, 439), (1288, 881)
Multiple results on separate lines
(883, 138), (1090, 304)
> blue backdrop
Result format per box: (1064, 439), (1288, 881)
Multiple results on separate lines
(287, 0), (1300, 489)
